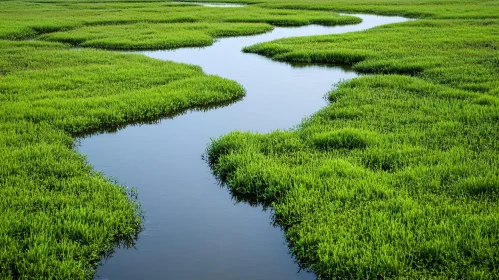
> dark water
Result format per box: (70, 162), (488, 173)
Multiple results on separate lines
(78, 14), (408, 280)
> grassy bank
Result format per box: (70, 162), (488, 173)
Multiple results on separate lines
(0, 39), (245, 278)
(206, 0), (499, 279)
(2, 0), (498, 278)
(0, 1), (360, 43)
(39, 22), (274, 50)
(0, 1), (364, 278)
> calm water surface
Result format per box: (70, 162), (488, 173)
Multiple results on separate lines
(79, 14), (408, 280)
(171, 2), (247, 7)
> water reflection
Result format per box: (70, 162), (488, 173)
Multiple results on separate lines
(170, 2), (247, 8)
(78, 14), (409, 280)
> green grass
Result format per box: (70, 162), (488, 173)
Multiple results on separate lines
(0, 1), (366, 278)
(2, 0), (499, 278)
(189, 0), (499, 19)
(206, 0), (499, 279)
(243, 19), (499, 93)
(0, 40), (245, 278)
(39, 22), (274, 50)
(0, 1), (360, 44)
(208, 75), (499, 279)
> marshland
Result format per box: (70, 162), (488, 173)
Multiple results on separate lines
(0, 0), (498, 279)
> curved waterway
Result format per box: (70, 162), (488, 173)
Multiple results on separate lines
(78, 14), (409, 279)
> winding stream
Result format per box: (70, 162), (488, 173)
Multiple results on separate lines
(78, 14), (409, 280)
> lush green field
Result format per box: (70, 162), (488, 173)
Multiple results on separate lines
(0, 2), (359, 42)
(1, 0), (499, 279)
(0, 1), (363, 278)
(39, 22), (274, 50)
(0, 39), (246, 278)
(206, 0), (499, 279)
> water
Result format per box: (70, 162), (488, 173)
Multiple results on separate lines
(171, 2), (247, 8)
(78, 14), (409, 280)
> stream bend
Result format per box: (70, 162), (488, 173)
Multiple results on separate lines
(78, 14), (409, 280)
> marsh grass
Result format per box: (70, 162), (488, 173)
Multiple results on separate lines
(77, 96), (243, 138)
(208, 75), (499, 279)
(0, 1), (360, 46)
(0, 39), (245, 278)
(244, 19), (499, 93)
(0, 1), (366, 278)
(40, 23), (274, 50)
(207, 0), (499, 279)
(2, 0), (499, 278)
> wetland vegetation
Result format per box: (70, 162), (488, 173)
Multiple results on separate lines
(207, 0), (499, 279)
(1, 0), (498, 279)
(0, 40), (245, 278)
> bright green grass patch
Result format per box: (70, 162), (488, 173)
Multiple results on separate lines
(208, 75), (499, 279)
(244, 19), (499, 93)
(39, 22), (274, 50)
(192, 0), (499, 19)
(217, 7), (361, 26)
(0, 41), (245, 134)
(0, 1), (360, 42)
(206, 0), (499, 279)
(0, 0), (361, 278)
(2, 0), (499, 278)
(0, 121), (140, 279)
(0, 40), (245, 278)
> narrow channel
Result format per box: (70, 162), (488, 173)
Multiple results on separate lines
(78, 14), (409, 280)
